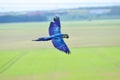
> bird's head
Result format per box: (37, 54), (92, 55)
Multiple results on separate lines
(62, 34), (69, 39)
(54, 16), (60, 21)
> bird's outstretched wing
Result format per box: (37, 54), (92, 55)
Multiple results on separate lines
(49, 16), (70, 54)
(49, 17), (61, 36)
(52, 38), (70, 54)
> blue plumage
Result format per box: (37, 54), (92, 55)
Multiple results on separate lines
(33, 16), (70, 54)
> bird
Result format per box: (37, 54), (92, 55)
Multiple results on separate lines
(32, 16), (70, 54)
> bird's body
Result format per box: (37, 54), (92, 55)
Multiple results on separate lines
(33, 16), (70, 54)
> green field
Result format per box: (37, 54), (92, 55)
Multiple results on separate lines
(0, 20), (120, 80)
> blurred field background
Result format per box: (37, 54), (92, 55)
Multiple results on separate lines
(0, 20), (120, 80)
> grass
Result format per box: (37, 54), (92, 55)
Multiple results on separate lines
(0, 19), (120, 80)
(0, 47), (120, 80)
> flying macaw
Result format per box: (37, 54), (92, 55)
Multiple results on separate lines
(32, 16), (70, 54)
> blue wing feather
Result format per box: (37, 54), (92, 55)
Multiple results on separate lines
(49, 20), (61, 36)
(49, 16), (70, 54)
(52, 38), (70, 54)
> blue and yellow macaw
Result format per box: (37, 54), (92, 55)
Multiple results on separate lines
(33, 16), (70, 54)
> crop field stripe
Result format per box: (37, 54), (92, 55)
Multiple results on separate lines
(0, 52), (28, 74)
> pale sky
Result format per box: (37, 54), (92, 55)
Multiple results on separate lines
(0, 0), (120, 12)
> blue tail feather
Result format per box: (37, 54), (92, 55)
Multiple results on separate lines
(32, 37), (52, 41)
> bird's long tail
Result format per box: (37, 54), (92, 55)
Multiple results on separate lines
(32, 37), (51, 41)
